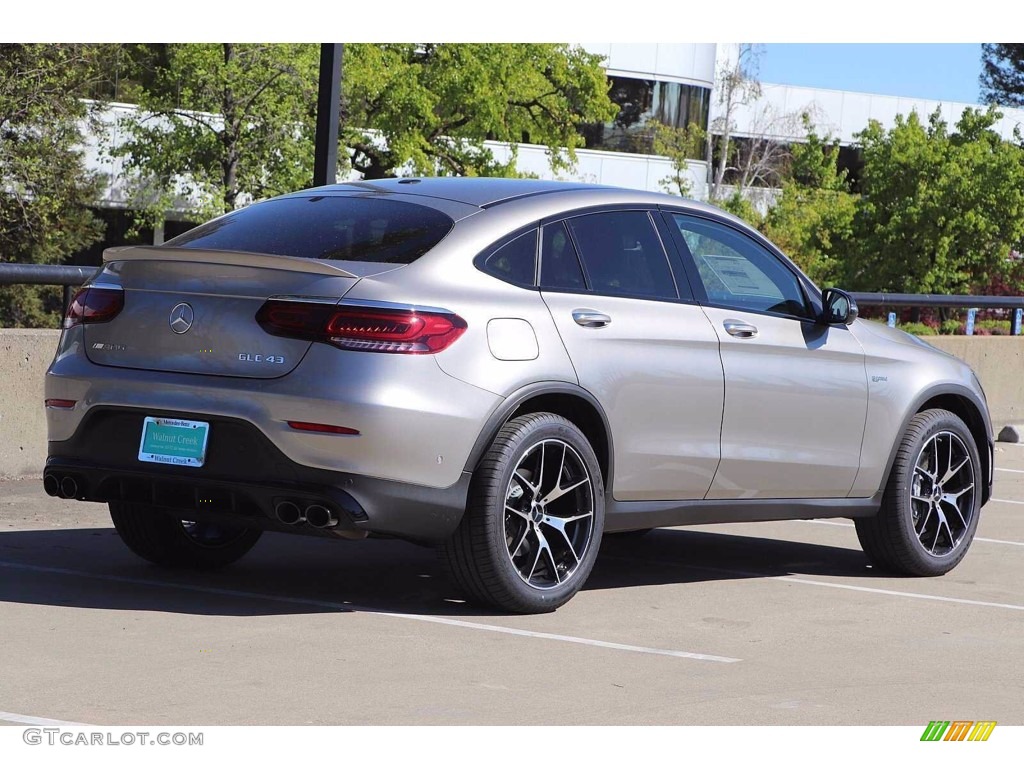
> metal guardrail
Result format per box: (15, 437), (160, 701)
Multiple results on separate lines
(850, 292), (1024, 335)
(0, 264), (98, 286)
(850, 292), (1024, 309)
(0, 264), (100, 314)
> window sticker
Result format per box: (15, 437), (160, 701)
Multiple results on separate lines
(699, 254), (783, 299)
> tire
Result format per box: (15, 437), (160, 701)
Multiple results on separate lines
(441, 413), (606, 613)
(109, 501), (262, 569)
(855, 409), (982, 576)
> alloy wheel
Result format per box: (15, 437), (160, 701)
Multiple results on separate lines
(910, 431), (976, 557)
(503, 439), (595, 590)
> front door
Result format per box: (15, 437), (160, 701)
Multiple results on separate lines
(667, 212), (868, 499)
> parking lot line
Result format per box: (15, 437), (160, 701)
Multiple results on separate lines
(994, 467), (1024, 474)
(600, 554), (1024, 612)
(792, 519), (1024, 547)
(0, 559), (740, 664)
(964, 536), (1024, 546)
(0, 710), (92, 727)
(767, 576), (1024, 611)
(991, 498), (1024, 505)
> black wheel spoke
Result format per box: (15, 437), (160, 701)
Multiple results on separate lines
(510, 522), (531, 559)
(915, 505), (933, 537)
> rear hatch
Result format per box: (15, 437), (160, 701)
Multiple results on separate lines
(83, 193), (460, 379)
(85, 249), (364, 378)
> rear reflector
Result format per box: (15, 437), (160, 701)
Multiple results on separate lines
(256, 300), (467, 354)
(64, 286), (124, 329)
(287, 421), (360, 435)
(44, 399), (77, 409)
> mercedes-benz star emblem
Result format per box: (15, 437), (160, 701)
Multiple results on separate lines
(169, 302), (194, 334)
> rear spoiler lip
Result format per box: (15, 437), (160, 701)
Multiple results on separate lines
(102, 246), (360, 279)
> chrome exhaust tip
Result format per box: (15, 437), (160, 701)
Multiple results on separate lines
(275, 500), (303, 526)
(43, 474), (61, 497)
(305, 504), (337, 529)
(59, 476), (78, 499)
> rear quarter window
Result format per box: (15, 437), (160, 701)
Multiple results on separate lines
(479, 230), (538, 287)
(165, 196), (454, 263)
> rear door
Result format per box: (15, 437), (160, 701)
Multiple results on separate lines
(539, 209), (724, 501)
(665, 211), (868, 499)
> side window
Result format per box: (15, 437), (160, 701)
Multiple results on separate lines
(566, 211), (678, 300)
(481, 230), (537, 287)
(671, 214), (812, 319)
(540, 221), (587, 292)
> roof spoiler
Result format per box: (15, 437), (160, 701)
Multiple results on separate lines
(102, 246), (359, 278)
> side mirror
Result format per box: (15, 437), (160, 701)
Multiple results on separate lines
(821, 288), (858, 326)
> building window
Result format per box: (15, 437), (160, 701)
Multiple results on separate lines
(583, 76), (711, 156)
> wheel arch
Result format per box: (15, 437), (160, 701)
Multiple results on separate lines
(463, 383), (613, 491)
(883, 384), (994, 505)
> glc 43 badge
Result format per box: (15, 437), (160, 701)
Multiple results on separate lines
(238, 353), (285, 364)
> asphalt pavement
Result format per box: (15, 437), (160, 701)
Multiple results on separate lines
(1, 446), (1022, 725)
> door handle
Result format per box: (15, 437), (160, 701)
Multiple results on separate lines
(572, 309), (612, 328)
(723, 319), (758, 338)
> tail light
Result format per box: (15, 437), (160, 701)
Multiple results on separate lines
(64, 286), (124, 329)
(256, 300), (467, 354)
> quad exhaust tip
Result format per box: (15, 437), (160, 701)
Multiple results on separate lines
(44, 473), (80, 499)
(274, 500), (303, 526)
(43, 474), (61, 497)
(275, 500), (338, 529)
(60, 476), (79, 499)
(305, 504), (338, 529)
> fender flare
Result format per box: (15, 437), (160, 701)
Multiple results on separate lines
(462, 381), (615, 488)
(880, 383), (994, 503)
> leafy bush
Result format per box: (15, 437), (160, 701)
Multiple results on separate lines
(939, 319), (963, 335)
(900, 322), (938, 336)
(975, 319), (1011, 335)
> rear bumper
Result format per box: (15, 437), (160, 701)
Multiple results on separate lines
(46, 329), (500, 489)
(46, 407), (470, 543)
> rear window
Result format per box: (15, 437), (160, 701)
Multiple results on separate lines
(165, 196), (455, 263)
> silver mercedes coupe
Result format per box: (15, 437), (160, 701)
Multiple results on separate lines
(43, 178), (993, 613)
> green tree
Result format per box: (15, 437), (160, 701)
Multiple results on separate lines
(846, 107), (1024, 293)
(342, 44), (617, 179)
(111, 44), (617, 224)
(716, 190), (763, 226)
(0, 44), (105, 327)
(980, 43), (1024, 107)
(761, 116), (857, 285)
(650, 120), (705, 197)
(111, 43), (321, 227)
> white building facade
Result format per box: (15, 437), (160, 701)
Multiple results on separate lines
(80, 43), (1024, 230)
(488, 43), (1024, 201)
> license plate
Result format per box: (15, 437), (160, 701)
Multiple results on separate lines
(138, 417), (210, 467)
